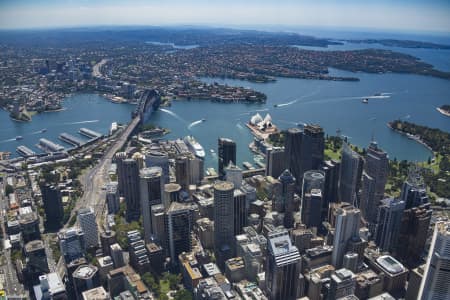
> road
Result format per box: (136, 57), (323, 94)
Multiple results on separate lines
(92, 58), (109, 78)
(56, 116), (140, 276)
(0, 181), (26, 297)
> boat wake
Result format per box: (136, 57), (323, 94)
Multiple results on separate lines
(64, 120), (99, 125)
(275, 89), (320, 108)
(160, 108), (186, 123)
(0, 138), (16, 143)
(238, 108), (269, 116)
(188, 119), (204, 129)
(236, 123), (244, 130)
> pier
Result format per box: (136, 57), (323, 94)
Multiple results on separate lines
(79, 128), (103, 139)
(59, 133), (85, 147)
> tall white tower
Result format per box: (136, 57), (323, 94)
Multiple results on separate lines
(77, 207), (98, 248)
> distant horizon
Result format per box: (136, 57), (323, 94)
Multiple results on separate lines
(1, 1), (449, 34)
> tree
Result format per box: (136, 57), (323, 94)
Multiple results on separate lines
(174, 290), (193, 300)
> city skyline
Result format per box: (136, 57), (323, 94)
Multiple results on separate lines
(0, 0), (449, 34)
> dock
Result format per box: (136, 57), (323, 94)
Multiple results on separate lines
(16, 145), (36, 157)
(37, 138), (65, 153)
(79, 128), (103, 139)
(59, 133), (85, 147)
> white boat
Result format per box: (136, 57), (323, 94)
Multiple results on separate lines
(184, 135), (206, 159)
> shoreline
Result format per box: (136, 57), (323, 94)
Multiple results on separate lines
(436, 107), (450, 117)
(386, 122), (434, 156)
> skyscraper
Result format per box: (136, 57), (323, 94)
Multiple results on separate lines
(266, 230), (302, 300)
(77, 207), (98, 248)
(360, 141), (389, 230)
(175, 155), (189, 190)
(213, 181), (235, 268)
(321, 160), (340, 224)
(304, 124), (325, 170)
(140, 167), (163, 243)
(218, 138), (237, 178)
(105, 182), (120, 214)
(332, 204), (361, 268)
(400, 165), (429, 209)
(25, 240), (49, 281)
(40, 184), (64, 229)
(233, 188), (247, 236)
(278, 170), (296, 229)
(166, 202), (193, 265)
(418, 221), (450, 300)
(144, 150), (170, 184)
(395, 203), (432, 267)
(301, 189), (323, 229)
(58, 227), (86, 263)
(374, 198), (405, 252)
(226, 162), (243, 189)
(163, 183), (181, 208)
(284, 127), (305, 185)
(265, 147), (286, 179)
(339, 143), (363, 206)
(117, 157), (141, 221)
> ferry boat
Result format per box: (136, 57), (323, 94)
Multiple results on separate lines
(15, 136), (23, 140)
(183, 135), (205, 159)
(210, 149), (215, 154)
(362, 98), (369, 104)
(41, 128), (47, 133)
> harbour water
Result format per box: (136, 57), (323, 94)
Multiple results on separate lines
(1, 41), (449, 171)
(0, 94), (134, 155)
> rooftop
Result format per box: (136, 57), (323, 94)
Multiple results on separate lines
(376, 255), (406, 275)
(73, 265), (98, 279)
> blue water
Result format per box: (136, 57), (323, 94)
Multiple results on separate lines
(1, 34), (449, 171)
(294, 41), (450, 72)
(0, 94), (134, 155)
(153, 68), (449, 169)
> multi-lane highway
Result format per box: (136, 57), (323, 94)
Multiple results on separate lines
(56, 116), (139, 276)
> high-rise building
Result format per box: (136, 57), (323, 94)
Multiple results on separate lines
(400, 165), (429, 209)
(213, 181), (235, 268)
(360, 141), (389, 230)
(58, 227), (85, 263)
(188, 155), (204, 185)
(72, 264), (100, 300)
(110, 243), (125, 268)
(265, 147), (286, 179)
(374, 198), (405, 252)
(321, 160), (340, 225)
(284, 127), (306, 185)
(163, 183), (181, 208)
(332, 204), (361, 268)
(278, 170), (296, 229)
(127, 231), (150, 274)
(117, 157), (141, 221)
(77, 207), (98, 248)
(418, 221), (450, 300)
(175, 155), (189, 190)
(145, 150), (170, 184)
(105, 182), (120, 214)
(33, 273), (67, 300)
(234, 189), (248, 236)
(100, 230), (116, 257)
(339, 143), (363, 206)
(140, 167), (163, 243)
(395, 203), (432, 267)
(266, 230), (302, 300)
(304, 124), (325, 170)
(40, 184), (64, 229)
(328, 268), (356, 300)
(301, 189), (323, 229)
(226, 162), (243, 189)
(151, 204), (166, 245)
(166, 202), (193, 265)
(218, 138), (237, 177)
(25, 240), (49, 282)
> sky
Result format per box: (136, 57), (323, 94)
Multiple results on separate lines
(0, 0), (449, 33)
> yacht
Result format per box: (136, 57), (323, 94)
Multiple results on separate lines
(362, 98), (369, 104)
(183, 135), (206, 159)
